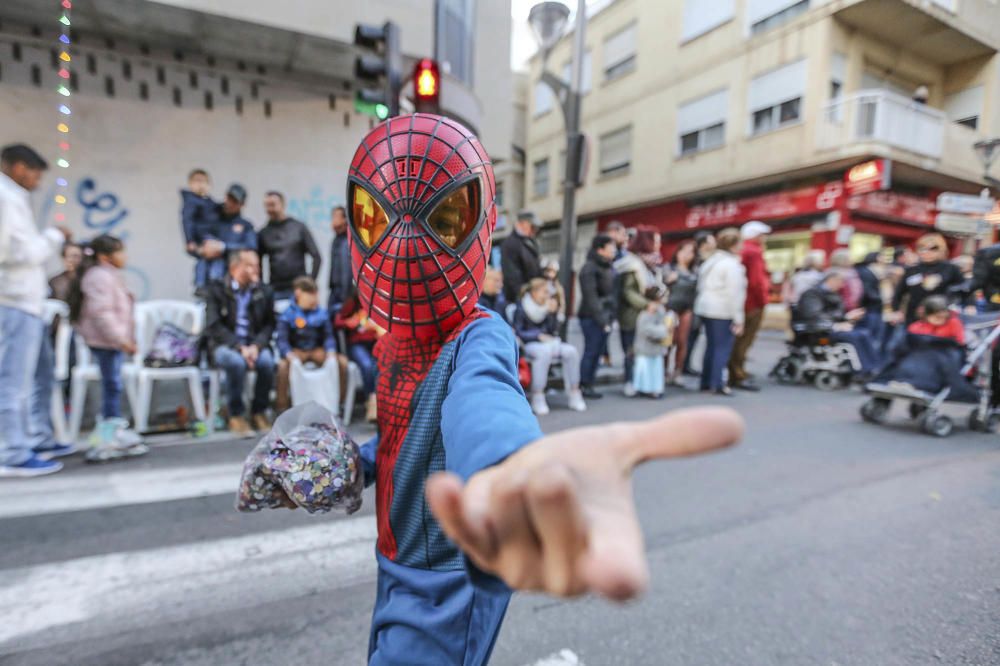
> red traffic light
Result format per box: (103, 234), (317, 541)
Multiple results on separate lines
(414, 58), (440, 105)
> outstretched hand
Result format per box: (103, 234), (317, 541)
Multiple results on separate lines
(426, 407), (744, 602)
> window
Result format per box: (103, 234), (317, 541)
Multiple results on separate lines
(533, 158), (550, 198)
(748, 0), (809, 35)
(945, 85), (983, 131)
(677, 89), (728, 155)
(495, 182), (504, 207)
(748, 59), (807, 135)
(599, 126), (632, 176)
(436, 0), (476, 86)
(534, 80), (554, 116)
(561, 51), (592, 94)
(603, 22), (637, 81)
(681, 0), (735, 42)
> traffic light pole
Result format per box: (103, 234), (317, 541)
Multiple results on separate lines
(384, 21), (401, 117)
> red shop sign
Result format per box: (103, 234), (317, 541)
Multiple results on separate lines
(844, 159), (892, 196)
(685, 181), (844, 228)
(846, 191), (936, 227)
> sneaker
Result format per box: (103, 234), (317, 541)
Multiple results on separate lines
(530, 393), (550, 416)
(228, 416), (253, 437)
(0, 455), (63, 477)
(567, 389), (587, 412)
(365, 395), (378, 423)
(581, 386), (603, 400)
(33, 441), (79, 460)
(108, 418), (143, 446)
(251, 413), (271, 433)
(623, 384), (638, 398)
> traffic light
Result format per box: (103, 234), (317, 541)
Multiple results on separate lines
(413, 58), (440, 114)
(354, 21), (401, 119)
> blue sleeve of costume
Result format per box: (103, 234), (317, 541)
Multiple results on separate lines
(442, 313), (542, 480)
(359, 433), (378, 488)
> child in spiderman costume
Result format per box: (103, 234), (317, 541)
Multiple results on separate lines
(345, 114), (744, 665)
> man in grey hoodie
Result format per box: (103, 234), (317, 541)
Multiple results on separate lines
(0, 144), (73, 477)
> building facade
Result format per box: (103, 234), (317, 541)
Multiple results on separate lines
(0, 0), (512, 300)
(525, 0), (1000, 282)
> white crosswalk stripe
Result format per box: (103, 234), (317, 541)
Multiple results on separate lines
(0, 514), (378, 650)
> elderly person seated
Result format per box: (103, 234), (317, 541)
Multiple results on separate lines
(203, 249), (276, 436)
(795, 271), (880, 376)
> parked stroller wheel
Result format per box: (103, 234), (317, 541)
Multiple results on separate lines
(860, 397), (890, 424)
(773, 357), (803, 384)
(814, 371), (841, 391)
(922, 413), (953, 438)
(909, 403), (928, 421)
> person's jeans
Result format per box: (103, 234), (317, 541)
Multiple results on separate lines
(27, 325), (56, 448)
(857, 310), (884, 346)
(90, 348), (124, 419)
(621, 329), (637, 383)
(348, 343), (378, 396)
(0, 306), (44, 466)
(213, 346), (276, 417)
(684, 314), (703, 373)
(830, 330), (880, 373)
(194, 258), (226, 288)
(578, 317), (608, 387)
(700, 317), (735, 391)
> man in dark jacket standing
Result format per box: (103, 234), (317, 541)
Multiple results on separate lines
(500, 210), (543, 302)
(327, 205), (353, 316)
(258, 191), (321, 302)
(577, 234), (617, 399)
(203, 250), (276, 436)
(729, 221), (771, 391)
(854, 252), (885, 341)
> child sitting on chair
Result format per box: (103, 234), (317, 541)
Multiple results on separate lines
(275, 277), (344, 413)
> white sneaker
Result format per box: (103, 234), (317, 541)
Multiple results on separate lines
(623, 384), (638, 397)
(109, 418), (144, 446)
(531, 393), (550, 416)
(567, 389), (587, 412)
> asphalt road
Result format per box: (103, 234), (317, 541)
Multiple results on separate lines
(2, 334), (999, 666)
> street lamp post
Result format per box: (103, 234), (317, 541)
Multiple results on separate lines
(974, 138), (1000, 190)
(529, 0), (586, 336)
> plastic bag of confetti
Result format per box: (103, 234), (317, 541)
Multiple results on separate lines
(236, 402), (364, 514)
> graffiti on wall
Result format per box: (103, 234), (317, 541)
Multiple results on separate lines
(286, 185), (344, 235)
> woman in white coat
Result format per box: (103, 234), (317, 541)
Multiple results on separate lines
(693, 228), (747, 396)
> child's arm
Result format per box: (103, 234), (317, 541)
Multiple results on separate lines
(429, 383), (742, 600)
(276, 314), (292, 358)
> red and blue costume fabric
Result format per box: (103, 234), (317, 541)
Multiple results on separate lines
(347, 114), (542, 665)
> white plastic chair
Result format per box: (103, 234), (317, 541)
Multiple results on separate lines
(131, 300), (207, 433)
(289, 355), (342, 416)
(41, 299), (71, 442)
(68, 334), (139, 442)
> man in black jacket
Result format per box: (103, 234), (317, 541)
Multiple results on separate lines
(577, 234), (617, 399)
(854, 252), (885, 340)
(796, 272), (879, 374)
(500, 210), (542, 302)
(258, 191), (321, 302)
(327, 205), (353, 316)
(203, 249), (276, 435)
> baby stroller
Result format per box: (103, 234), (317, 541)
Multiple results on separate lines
(771, 324), (862, 390)
(860, 311), (1000, 437)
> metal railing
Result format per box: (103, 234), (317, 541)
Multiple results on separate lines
(817, 88), (946, 158)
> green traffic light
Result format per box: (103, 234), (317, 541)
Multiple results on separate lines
(375, 103), (389, 120)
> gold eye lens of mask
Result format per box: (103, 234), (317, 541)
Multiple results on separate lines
(351, 185), (390, 248)
(426, 181), (480, 249)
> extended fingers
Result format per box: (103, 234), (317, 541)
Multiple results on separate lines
(617, 406), (745, 469)
(426, 472), (497, 566)
(524, 463), (589, 597)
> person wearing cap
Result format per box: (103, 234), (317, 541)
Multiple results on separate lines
(197, 184), (257, 293)
(500, 210), (544, 303)
(728, 220), (771, 392)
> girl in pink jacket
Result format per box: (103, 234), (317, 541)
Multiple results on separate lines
(70, 235), (147, 461)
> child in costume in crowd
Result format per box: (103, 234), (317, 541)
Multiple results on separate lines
(274, 276), (343, 414)
(69, 235), (148, 462)
(632, 286), (669, 399)
(286, 114), (742, 665)
(907, 295), (964, 344)
(512, 277), (587, 415)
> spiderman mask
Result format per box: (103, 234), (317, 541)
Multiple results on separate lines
(347, 113), (497, 340)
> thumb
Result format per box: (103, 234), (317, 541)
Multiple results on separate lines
(614, 407), (744, 470)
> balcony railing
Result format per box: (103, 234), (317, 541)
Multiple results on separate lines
(817, 88), (946, 159)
